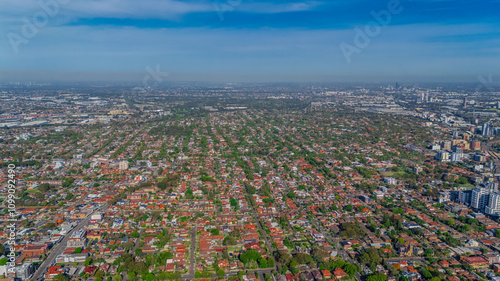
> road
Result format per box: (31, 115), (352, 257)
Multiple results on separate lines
(31, 205), (105, 281)
(245, 194), (275, 259)
(181, 227), (197, 280)
(123, 230), (143, 281)
(130, 230), (143, 255)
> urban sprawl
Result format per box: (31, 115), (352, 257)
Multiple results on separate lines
(1, 82), (500, 281)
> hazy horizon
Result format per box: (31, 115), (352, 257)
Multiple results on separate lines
(0, 70), (498, 85)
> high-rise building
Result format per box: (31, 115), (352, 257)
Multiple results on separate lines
(419, 92), (425, 103)
(6, 263), (34, 280)
(455, 190), (472, 205)
(471, 182), (499, 213)
(442, 140), (452, 150)
(471, 186), (491, 211)
(472, 140), (481, 150)
(486, 193), (500, 216)
(384, 177), (397, 185)
(119, 161), (129, 170)
(474, 154), (488, 162)
(451, 153), (462, 162)
(436, 151), (450, 162)
(484, 181), (499, 191)
(482, 122), (491, 136)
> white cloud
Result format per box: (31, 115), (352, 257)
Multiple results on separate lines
(0, 0), (213, 21)
(237, 1), (322, 13)
(0, 0), (323, 24)
(66, 0), (212, 19)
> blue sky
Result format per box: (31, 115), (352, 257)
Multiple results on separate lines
(0, 0), (499, 82)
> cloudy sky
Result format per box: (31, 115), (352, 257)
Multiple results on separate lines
(0, 0), (499, 82)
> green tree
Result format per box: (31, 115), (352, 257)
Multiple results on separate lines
(84, 257), (92, 266)
(240, 249), (261, 264)
(53, 274), (70, 281)
(268, 257), (275, 268)
(456, 177), (468, 184)
(420, 268), (432, 279)
(343, 263), (358, 276)
(359, 248), (380, 265)
(366, 273), (387, 281)
(230, 197), (239, 209)
(95, 270), (105, 279)
(62, 177), (75, 187)
(339, 222), (365, 238)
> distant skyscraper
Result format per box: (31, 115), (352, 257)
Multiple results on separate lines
(482, 122), (491, 136)
(464, 97), (467, 108)
(451, 153), (462, 162)
(472, 140), (481, 150)
(436, 151), (450, 162)
(442, 140), (452, 150)
(421, 92), (425, 103)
